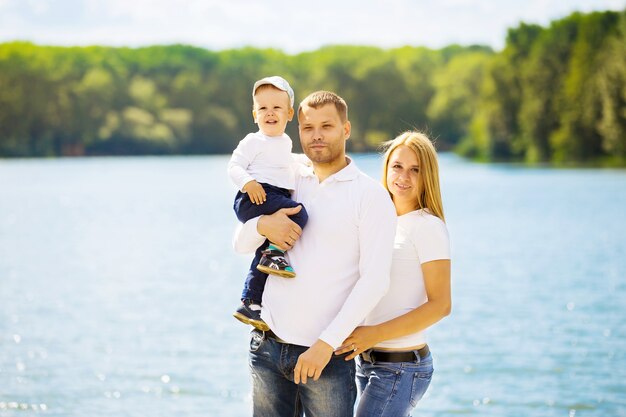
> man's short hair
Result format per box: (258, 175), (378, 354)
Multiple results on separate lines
(298, 91), (348, 123)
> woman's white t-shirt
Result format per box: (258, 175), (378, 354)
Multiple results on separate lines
(364, 209), (450, 349)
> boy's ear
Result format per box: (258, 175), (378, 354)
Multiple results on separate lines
(288, 107), (294, 121)
(252, 110), (257, 122)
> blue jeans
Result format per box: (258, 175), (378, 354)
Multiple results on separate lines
(249, 330), (356, 417)
(234, 183), (308, 303)
(355, 351), (434, 417)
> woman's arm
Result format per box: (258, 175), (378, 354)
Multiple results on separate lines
(336, 259), (451, 360)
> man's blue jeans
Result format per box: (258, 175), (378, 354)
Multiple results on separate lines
(249, 330), (356, 417)
(355, 351), (434, 417)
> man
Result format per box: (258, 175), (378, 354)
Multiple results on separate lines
(234, 90), (397, 417)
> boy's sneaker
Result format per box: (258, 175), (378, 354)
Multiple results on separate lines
(233, 299), (269, 331)
(256, 249), (296, 278)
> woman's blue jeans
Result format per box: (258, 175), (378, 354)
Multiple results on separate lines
(355, 351), (434, 417)
(249, 330), (356, 417)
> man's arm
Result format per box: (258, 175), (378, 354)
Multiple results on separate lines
(232, 217), (264, 254)
(317, 185), (396, 349)
(335, 260), (451, 360)
(232, 207), (303, 254)
(294, 184), (397, 384)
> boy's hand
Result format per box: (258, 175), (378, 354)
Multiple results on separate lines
(243, 180), (266, 205)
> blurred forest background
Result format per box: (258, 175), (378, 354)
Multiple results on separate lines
(0, 9), (624, 165)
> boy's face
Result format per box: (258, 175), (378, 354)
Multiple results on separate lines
(253, 87), (294, 137)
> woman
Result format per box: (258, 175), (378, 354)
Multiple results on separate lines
(335, 131), (452, 417)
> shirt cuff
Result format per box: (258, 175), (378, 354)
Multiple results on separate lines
(237, 175), (256, 192)
(232, 216), (264, 253)
(318, 330), (343, 351)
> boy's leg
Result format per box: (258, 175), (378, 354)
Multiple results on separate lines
(262, 184), (308, 230)
(233, 189), (272, 307)
(233, 191), (258, 223)
(233, 184), (308, 293)
(233, 241), (270, 331)
(252, 185), (308, 277)
(242, 240), (270, 303)
(234, 184), (308, 229)
(256, 243), (296, 278)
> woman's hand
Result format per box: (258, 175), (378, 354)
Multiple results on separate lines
(335, 326), (381, 361)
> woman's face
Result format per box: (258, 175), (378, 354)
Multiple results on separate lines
(386, 145), (423, 209)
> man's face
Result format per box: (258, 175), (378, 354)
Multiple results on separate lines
(253, 87), (294, 137)
(298, 104), (350, 165)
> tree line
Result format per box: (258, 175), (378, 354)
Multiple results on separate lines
(0, 9), (624, 165)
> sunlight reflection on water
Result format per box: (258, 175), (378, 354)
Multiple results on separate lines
(1, 155), (625, 416)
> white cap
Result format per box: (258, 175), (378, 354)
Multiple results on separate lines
(252, 76), (295, 108)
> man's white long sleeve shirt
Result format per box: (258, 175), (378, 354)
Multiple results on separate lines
(233, 159), (397, 349)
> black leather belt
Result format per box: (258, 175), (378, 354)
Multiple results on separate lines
(360, 345), (430, 364)
(260, 329), (288, 344)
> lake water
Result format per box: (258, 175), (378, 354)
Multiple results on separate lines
(1, 154), (625, 417)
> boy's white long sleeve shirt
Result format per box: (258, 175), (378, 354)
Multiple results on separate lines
(227, 132), (296, 191)
(233, 159), (397, 349)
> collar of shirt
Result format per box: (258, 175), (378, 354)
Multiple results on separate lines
(298, 156), (359, 182)
(256, 131), (290, 141)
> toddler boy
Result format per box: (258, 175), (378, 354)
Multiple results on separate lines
(227, 76), (308, 331)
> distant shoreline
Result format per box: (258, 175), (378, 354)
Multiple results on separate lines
(1, 9), (625, 166)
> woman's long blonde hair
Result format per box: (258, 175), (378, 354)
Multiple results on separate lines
(381, 131), (445, 221)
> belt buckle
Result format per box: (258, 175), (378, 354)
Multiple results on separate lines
(361, 350), (375, 364)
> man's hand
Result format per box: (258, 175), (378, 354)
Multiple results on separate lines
(294, 340), (334, 384)
(243, 180), (266, 205)
(257, 206), (303, 250)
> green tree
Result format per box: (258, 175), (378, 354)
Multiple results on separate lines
(550, 11), (620, 163)
(427, 51), (492, 148)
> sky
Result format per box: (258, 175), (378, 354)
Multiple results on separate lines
(0, 0), (624, 53)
